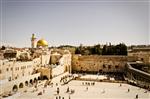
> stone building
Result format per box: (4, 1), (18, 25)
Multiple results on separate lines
(0, 58), (41, 95)
(37, 67), (52, 79)
(0, 48), (51, 95)
(36, 49), (72, 80)
(128, 47), (150, 64)
(50, 49), (72, 77)
(0, 34), (72, 96)
(50, 51), (62, 65)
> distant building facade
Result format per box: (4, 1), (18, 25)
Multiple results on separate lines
(128, 47), (150, 64)
(0, 47), (51, 95)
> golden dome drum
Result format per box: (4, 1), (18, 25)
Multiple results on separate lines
(37, 39), (48, 47)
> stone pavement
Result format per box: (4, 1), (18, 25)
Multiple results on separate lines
(4, 73), (150, 99)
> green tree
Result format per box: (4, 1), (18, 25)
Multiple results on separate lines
(75, 47), (81, 54)
(102, 45), (107, 55)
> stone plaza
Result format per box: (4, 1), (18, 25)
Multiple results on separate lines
(5, 74), (149, 99)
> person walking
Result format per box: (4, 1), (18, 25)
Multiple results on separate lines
(128, 88), (130, 92)
(86, 87), (88, 91)
(102, 89), (105, 93)
(119, 83), (122, 87)
(43, 89), (45, 93)
(59, 96), (61, 99)
(82, 82), (84, 85)
(67, 87), (69, 93)
(57, 87), (60, 94)
(69, 95), (71, 99)
(136, 94), (138, 99)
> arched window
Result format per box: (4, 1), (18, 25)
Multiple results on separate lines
(25, 81), (28, 86)
(43, 76), (48, 80)
(19, 83), (24, 88)
(12, 85), (18, 92)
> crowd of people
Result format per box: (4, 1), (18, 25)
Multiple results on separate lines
(60, 75), (74, 85)
(82, 81), (95, 86)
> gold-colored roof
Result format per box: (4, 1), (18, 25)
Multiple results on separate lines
(37, 39), (48, 47)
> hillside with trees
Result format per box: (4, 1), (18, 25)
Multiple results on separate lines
(56, 43), (127, 55)
(75, 43), (127, 55)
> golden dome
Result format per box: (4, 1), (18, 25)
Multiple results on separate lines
(37, 39), (48, 47)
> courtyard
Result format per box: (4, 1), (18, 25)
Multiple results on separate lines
(4, 74), (149, 99)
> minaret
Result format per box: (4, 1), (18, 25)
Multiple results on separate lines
(31, 33), (36, 48)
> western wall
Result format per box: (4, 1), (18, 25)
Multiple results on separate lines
(72, 55), (137, 73)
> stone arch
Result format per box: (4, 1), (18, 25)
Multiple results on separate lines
(12, 85), (18, 92)
(25, 81), (28, 86)
(34, 78), (37, 83)
(30, 79), (33, 84)
(34, 77), (37, 80)
(38, 76), (41, 80)
(43, 76), (48, 80)
(19, 83), (24, 88)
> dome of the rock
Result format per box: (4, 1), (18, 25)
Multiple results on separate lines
(37, 39), (48, 47)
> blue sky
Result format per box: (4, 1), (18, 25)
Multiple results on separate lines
(0, 0), (149, 47)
